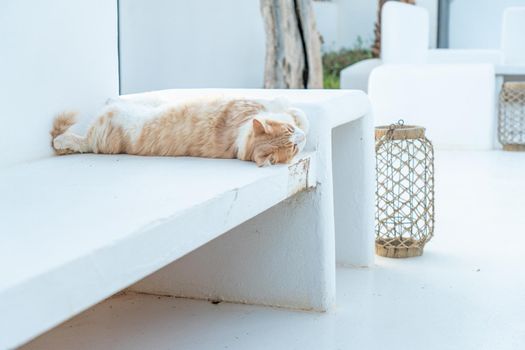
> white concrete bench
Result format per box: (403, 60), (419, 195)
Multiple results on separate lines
(0, 89), (374, 349)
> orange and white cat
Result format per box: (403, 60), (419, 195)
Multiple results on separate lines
(51, 97), (309, 166)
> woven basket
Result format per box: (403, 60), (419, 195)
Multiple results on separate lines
(375, 122), (435, 258)
(499, 82), (525, 151)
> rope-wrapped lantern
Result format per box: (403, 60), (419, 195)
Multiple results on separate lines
(498, 82), (525, 151)
(375, 121), (435, 258)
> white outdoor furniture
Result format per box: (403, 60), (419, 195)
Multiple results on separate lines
(341, 3), (525, 104)
(343, 2), (524, 149)
(0, 89), (375, 350)
(501, 7), (525, 66)
(341, 2), (525, 149)
(367, 2), (496, 149)
(369, 64), (495, 149)
(340, 58), (382, 94)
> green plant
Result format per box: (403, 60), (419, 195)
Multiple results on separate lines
(322, 41), (372, 89)
(323, 73), (340, 89)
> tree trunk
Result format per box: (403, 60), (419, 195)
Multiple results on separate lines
(260, 0), (323, 89)
(372, 0), (416, 58)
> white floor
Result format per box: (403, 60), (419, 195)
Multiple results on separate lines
(22, 151), (525, 350)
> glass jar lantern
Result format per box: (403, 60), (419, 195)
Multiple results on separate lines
(375, 122), (435, 258)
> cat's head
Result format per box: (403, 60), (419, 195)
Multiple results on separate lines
(250, 114), (307, 167)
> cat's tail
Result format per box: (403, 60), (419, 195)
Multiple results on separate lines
(50, 111), (78, 154)
(51, 111), (77, 139)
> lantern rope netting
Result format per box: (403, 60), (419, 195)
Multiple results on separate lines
(375, 121), (435, 258)
(498, 82), (525, 151)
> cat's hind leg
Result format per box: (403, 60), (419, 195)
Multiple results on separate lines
(51, 111), (93, 155)
(53, 133), (92, 155)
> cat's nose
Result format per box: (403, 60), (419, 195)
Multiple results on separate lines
(292, 129), (305, 144)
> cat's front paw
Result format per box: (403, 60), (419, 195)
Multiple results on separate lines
(53, 134), (76, 152)
(53, 134), (66, 149)
(255, 160), (271, 167)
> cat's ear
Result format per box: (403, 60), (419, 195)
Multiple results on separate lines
(253, 118), (268, 135)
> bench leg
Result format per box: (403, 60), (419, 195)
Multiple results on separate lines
(128, 114), (375, 310)
(128, 187), (336, 312)
(332, 113), (375, 267)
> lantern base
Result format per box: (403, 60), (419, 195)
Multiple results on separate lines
(502, 144), (525, 152)
(375, 238), (424, 258)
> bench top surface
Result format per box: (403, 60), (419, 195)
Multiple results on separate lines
(0, 154), (309, 291)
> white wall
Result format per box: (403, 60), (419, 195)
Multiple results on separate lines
(336, 0), (377, 49)
(119, 0), (440, 93)
(119, 0), (266, 94)
(0, 0), (118, 168)
(313, 1), (339, 51)
(317, 0), (437, 51)
(449, 0), (525, 49)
